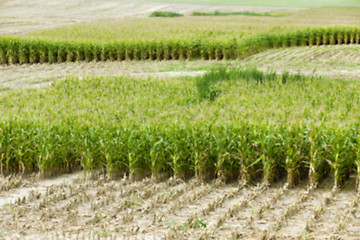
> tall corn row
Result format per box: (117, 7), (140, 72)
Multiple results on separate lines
(0, 26), (359, 64)
(0, 121), (359, 185)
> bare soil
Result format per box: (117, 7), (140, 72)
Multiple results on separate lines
(244, 45), (360, 79)
(0, 172), (358, 239)
(0, 0), (287, 36)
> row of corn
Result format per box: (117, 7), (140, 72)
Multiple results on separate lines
(0, 26), (359, 64)
(1, 120), (359, 190)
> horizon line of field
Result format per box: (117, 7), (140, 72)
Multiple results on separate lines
(0, 26), (360, 64)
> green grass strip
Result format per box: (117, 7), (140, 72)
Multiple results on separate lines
(149, 11), (184, 17)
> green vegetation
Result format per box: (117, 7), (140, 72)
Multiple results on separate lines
(190, 11), (286, 17)
(149, 10), (285, 18)
(196, 67), (305, 101)
(0, 67), (359, 189)
(1, 27), (359, 64)
(149, 11), (184, 17)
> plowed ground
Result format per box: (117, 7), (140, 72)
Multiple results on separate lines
(0, 173), (358, 240)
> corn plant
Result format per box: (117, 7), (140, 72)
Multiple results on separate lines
(327, 129), (354, 189)
(18, 40), (29, 64)
(308, 130), (329, 188)
(207, 41), (217, 60)
(29, 40), (40, 64)
(133, 42), (141, 61)
(115, 42), (125, 61)
(156, 42), (165, 61)
(344, 29), (350, 44)
(213, 126), (239, 182)
(89, 44), (102, 62)
(187, 40), (201, 61)
(148, 42), (157, 61)
(39, 41), (48, 63)
(75, 43), (85, 62)
(178, 41), (187, 61)
(64, 43), (75, 62)
(47, 42), (58, 64)
(356, 30), (360, 44)
(223, 39), (237, 60)
(82, 43), (92, 62)
(170, 41), (180, 60)
(322, 28), (330, 45)
(163, 41), (172, 60)
(336, 28), (344, 45)
(350, 28), (356, 44)
(308, 30), (315, 46)
(354, 134), (360, 192)
(8, 39), (19, 64)
(329, 29), (336, 45)
(237, 125), (262, 182)
(0, 38), (8, 64)
(284, 128), (306, 187)
(259, 131), (286, 184)
(57, 42), (67, 63)
(315, 29), (323, 46)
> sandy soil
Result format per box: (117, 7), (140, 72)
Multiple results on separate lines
(0, 173), (358, 239)
(0, 0), (288, 36)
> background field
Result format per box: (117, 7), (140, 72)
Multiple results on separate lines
(25, 7), (360, 41)
(140, 0), (360, 8)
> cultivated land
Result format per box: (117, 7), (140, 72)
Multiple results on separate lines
(1, 0), (360, 239)
(1, 173), (359, 240)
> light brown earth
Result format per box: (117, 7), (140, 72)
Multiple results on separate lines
(0, 0), (289, 36)
(244, 45), (360, 79)
(0, 173), (358, 240)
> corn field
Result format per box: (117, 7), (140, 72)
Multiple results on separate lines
(1, 26), (359, 64)
(0, 68), (360, 191)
